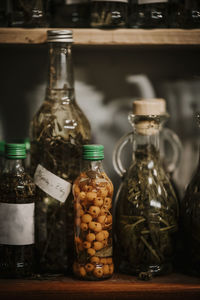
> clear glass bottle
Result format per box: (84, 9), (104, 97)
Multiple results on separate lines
(181, 113), (200, 276)
(182, 0), (200, 28)
(51, 0), (90, 28)
(136, 0), (169, 28)
(9, 0), (48, 27)
(73, 145), (114, 280)
(0, 143), (35, 278)
(30, 30), (91, 275)
(113, 100), (179, 277)
(90, 0), (128, 28)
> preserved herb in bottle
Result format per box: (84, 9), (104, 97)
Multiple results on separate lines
(52, 0), (90, 28)
(114, 100), (179, 277)
(73, 145), (114, 280)
(91, 0), (128, 28)
(181, 113), (200, 276)
(136, 0), (169, 28)
(9, 0), (49, 27)
(30, 30), (91, 275)
(0, 143), (35, 278)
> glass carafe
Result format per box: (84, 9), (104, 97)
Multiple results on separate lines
(181, 113), (200, 276)
(113, 100), (179, 277)
(30, 30), (91, 275)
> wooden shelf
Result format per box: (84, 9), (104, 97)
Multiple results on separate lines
(0, 273), (200, 300)
(0, 28), (200, 45)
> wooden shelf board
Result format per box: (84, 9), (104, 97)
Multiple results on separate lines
(0, 28), (200, 45)
(0, 273), (200, 300)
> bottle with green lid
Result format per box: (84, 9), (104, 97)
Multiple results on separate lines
(90, 0), (128, 28)
(73, 145), (114, 280)
(0, 143), (35, 278)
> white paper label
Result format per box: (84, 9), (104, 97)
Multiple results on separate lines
(65, 0), (88, 4)
(138, 0), (168, 4)
(34, 164), (71, 203)
(91, 0), (128, 3)
(0, 203), (34, 246)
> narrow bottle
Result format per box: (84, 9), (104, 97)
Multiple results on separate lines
(181, 113), (200, 276)
(51, 0), (90, 28)
(73, 145), (114, 280)
(30, 30), (91, 275)
(136, 0), (169, 28)
(9, 0), (48, 27)
(90, 0), (128, 28)
(0, 143), (35, 278)
(114, 100), (179, 277)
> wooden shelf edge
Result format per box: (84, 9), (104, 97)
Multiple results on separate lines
(0, 28), (200, 45)
(0, 273), (200, 300)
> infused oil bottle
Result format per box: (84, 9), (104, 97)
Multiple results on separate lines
(30, 30), (91, 275)
(73, 145), (114, 280)
(0, 143), (35, 278)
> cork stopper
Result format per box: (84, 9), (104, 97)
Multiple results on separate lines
(133, 99), (166, 115)
(132, 99), (167, 135)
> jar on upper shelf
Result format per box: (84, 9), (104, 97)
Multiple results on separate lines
(113, 100), (179, 277)
(30, 30), (91, 275)
(90, 0), (128, 28)
(73, 145), (114, 280)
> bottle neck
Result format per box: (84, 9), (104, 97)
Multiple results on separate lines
(3, 159), (25, 175)
(83, 160), (104, 173)
(47, 42), (75, 101)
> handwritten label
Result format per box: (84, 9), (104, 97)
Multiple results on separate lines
(34, 164), (71, 203)
(138, 0), (168, 4)
(0, 203), (34, 245)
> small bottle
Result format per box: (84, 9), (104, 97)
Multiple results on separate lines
(73, 145), (114, 280)
(51, 0), (90, 28)
(182, 0), (200, 28)
(0, 140), (5, 172)
(90, 0), (128, 28)
(9, 0), (48, 28)
(136, 0), (169, 28)
(0, 143), (35, 278)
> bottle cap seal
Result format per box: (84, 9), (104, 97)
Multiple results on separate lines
(5, 143), (26, 159)
(83, 145), (104, 160)
(47, 30), (73, 43)
(133, 98), (166, 115)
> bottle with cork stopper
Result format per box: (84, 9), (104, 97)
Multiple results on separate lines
(113, 99), (179, 278)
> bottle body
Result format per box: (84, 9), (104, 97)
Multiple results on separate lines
(30, 34), (91, 274)
(73, 151), (114, 280)
(0, 151), (35, 278)
(52, 0), (90, 28)
(115, 146), (178, 276)
(136, 0), (169, 28)
(90, 1), (128, 28)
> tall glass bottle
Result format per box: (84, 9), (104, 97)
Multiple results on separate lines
(0, 143), (35, 278)
(51, 0), (90, 28)
(30, 30), (91, 275)
(73, 145), (114, 280)
(90, 0), (128, 28)
(181, 113), (200, 276)
(136, 0), (169, 28)
(113, 100), (178, 277)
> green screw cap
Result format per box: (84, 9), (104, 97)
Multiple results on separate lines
(0, 140), (5, 156)
(5, 143), (26, 159)
(83, 144), (104, 161)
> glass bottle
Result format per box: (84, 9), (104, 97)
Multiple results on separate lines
(181, 113), (200, 276)
(90, 0), (128, 28)
(0, 143), (35, 278)
(182, 0), (200, 28)
(73, 145), (114, 280)
(136, 0), (169, 28)
(113, 100), (179, 277)
(9, 0), (48, 28)
(51, 0), (90, 28)
(0, 141), (5, 173)
(30, 30), (91, 275)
